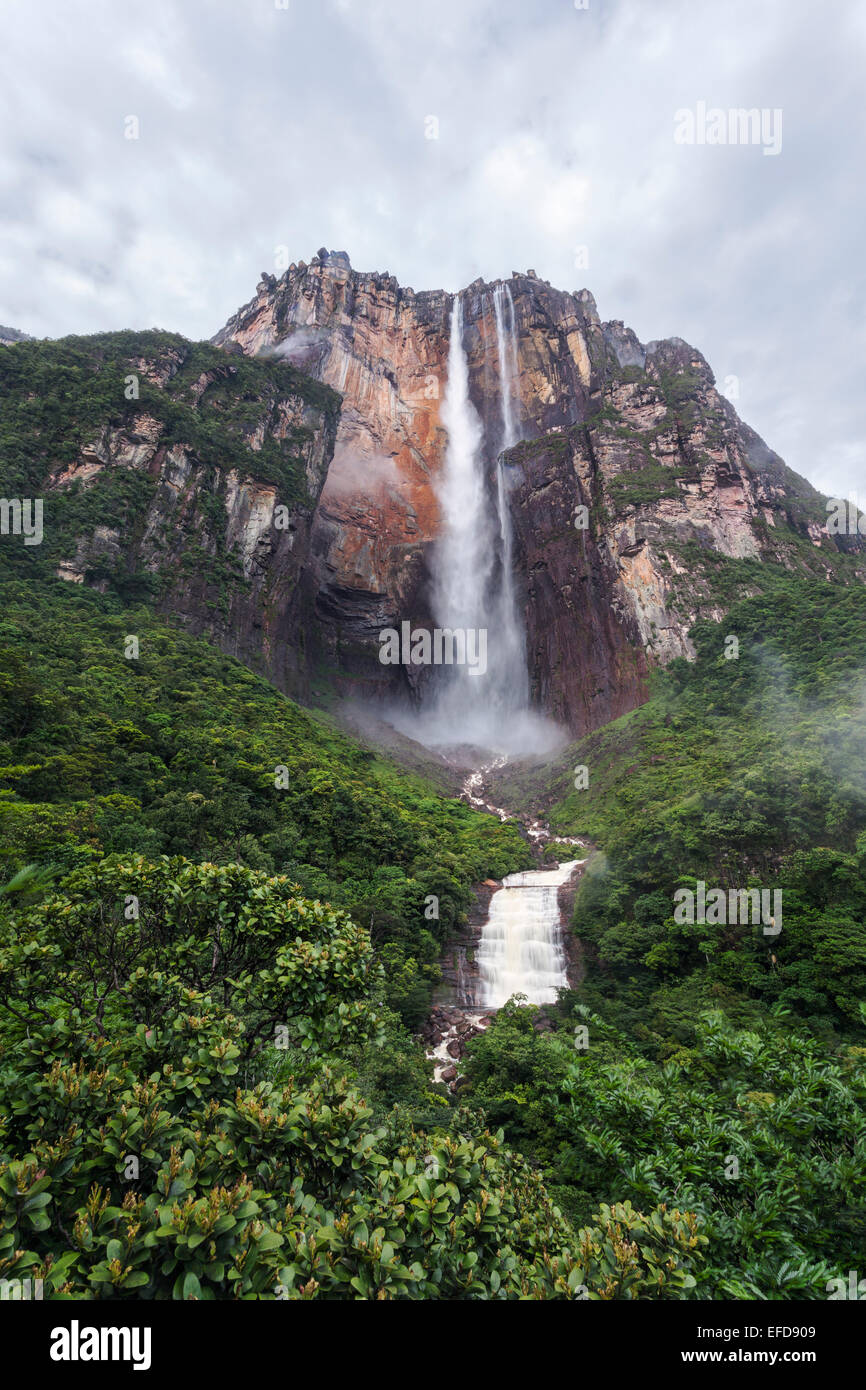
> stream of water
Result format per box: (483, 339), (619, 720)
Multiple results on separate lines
(475, 859), (582, 1007)
(426, 762), (588, 1081)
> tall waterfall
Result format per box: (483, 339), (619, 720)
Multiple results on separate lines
(393, 287), (561, 755)
(476, 861), (581, 1007)
(491, 283), (527, 708)
(423, 291), (524, 744)
(428, 295), (494, 661)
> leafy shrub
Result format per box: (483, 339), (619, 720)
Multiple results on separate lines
(0, 858), (703, 1299)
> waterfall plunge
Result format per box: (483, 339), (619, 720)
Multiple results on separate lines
(491, 283), (527, 711)
(405, 290), (560, 756)
(429, 295), (495, 652)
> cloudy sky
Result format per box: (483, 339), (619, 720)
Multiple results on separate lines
(1, 0), (862, 499)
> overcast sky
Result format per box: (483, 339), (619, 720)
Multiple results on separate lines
(1, 0), (862, 500)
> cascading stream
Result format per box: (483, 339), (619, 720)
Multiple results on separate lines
(475, 860), (581, 1008)
(426, 761), (588, 1080)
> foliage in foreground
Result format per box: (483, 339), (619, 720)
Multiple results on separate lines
(0, 857), (704, 1299)
(462, 998), (866, 1299)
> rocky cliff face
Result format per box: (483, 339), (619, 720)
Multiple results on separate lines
(504, 332), (860, 731)
(0, 331), (340, 702)
(5, 263), (859, 740)
(214, 251), (453, 703)
(214, 251), (862, 734)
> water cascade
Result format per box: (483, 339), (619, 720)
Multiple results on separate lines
(491, 283), (527, 706)
(410, 293), (582, 1034)
(428, 293), (494, 695)
(415, 290), (559, 751)
(475, 860), (582, 1007)
(391, 286), (563, 757)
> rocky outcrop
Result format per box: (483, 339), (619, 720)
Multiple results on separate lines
(0, 325), (33, 346)
(215, 252), (863, 734)
(3, 331), (340, 703)
(215, 251), (453, 703)
(434, 880), (499, 1007)
(504, 335), (866, 729)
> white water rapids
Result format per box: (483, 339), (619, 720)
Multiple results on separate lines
(464, 760), (586, 1010)
(476, 860), (582, 1008)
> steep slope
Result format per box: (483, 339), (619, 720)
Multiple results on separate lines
(485, 570), (866, 1029)
(0, 578), (531, 1028)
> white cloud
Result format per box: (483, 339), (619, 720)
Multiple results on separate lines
(0, 0), (861, 498)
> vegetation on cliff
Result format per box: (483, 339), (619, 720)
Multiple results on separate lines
(0, 579), (531, 1029)
(0, 331), (340, 598)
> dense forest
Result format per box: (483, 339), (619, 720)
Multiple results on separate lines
(1, 563), (864, 1299)
(0, 578), (703, 1299)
